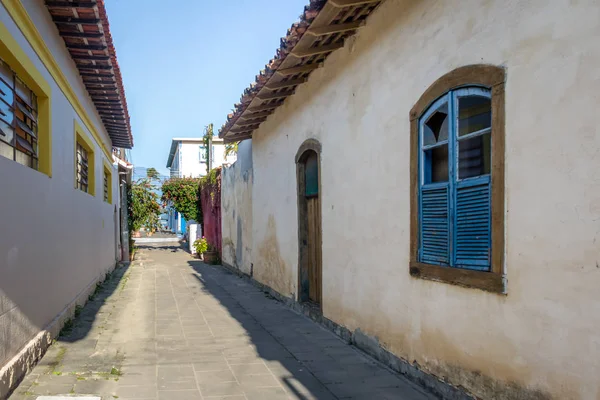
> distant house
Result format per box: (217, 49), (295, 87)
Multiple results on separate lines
(0, 1), (133, 397)
(165, 137), (235, 233)
(219, 1), (600, 399)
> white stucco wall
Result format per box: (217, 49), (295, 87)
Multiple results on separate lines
(222, 140), (253, 275)
(249, 0), (600, 398)
(177, 141), (204, 178)
(0, 1), (119, 371)
(174, 141), (236, 178)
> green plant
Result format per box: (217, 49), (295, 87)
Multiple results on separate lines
(225, 141), (239, 157)
(128, 179), (161, 233)
(129, 238), (136, 256)
(146, 167), (160, 180)
(203, 123), (214, 174)
(194, 237), (208, 254)
(60, 318), (74, 337)
(161, 177), (202, 222)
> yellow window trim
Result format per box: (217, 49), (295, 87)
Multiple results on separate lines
(102, 159), (113, 204)
(0, 20), (51, 176)
(74, 120), (95, 196)
(1, 0), (114, 162)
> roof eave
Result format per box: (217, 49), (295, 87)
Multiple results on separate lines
(219, 0), (383, 143)
(45, 0), (134, 148)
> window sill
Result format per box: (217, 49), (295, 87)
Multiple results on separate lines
(409, 261), (504, 294)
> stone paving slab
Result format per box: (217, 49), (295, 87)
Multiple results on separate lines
(9, 244), (438, 400)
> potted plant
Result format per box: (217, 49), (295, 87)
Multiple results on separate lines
(193, 237), (218, 263)
(193, 237), (208, 259)
(203, 244), (218, 264)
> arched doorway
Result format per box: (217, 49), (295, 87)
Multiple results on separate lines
(296, 139), (322, 306)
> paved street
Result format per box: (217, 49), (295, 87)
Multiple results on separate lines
(10, 245), (436, 400)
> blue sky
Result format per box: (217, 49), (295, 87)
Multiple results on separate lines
(105, 0), (307, 175)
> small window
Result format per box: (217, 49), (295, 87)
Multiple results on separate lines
(74, 123), (95, 196)
(304, 152), (318, 197)
(0, 58), (39, 170)
(103, 171), (108, 201)
(199, 145), (206, 162)
(103, 165), (112, 203)
(76, 142), (89, 193)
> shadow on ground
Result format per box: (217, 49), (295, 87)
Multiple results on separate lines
(57, 263), (130, 344)
(135, 244), (183, 253)
(187, 260), (436, 400)
(8, 263), (132, 399)
(189, 260), (332, 400)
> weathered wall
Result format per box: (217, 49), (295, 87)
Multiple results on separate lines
(200, 167), (222, 254)
(222, 140), (253, 275)
(250, 0), (600, 398)
(0, 0), (118, 375)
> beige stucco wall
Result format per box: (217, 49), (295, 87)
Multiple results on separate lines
(250, 0), (600, 398)
(221, 142), (253, 275)
(0, 0), (119, 371)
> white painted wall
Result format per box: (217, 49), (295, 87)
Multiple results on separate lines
(171, 140), (237, 178)
(249, 0), (600, 398)
(0, 1), (119, 371)
(222, 140), (253, 275)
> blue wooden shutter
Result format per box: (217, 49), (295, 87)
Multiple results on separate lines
(454, 177), (491, 270)
(420, 185), (450, 265)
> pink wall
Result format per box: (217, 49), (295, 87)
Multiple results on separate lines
(200, 168), (222, 254)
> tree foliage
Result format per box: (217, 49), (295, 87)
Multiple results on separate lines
(225, 141), (239, 158)
(128, 179), (161, 232)
(161, 177), (202, 222)
(146, 167), (160, 180)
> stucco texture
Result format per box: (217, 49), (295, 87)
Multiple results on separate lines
(221, 142), (253, 275)
(249, 0), (600, 398)
(0, 1), (118, 371)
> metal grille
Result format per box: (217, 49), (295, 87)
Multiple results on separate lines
(103, 170), (109, 202)
(76, 142), (89, 193)
(0, 58), (39, 169)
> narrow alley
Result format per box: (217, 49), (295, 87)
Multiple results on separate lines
(9, 245), (436, 400)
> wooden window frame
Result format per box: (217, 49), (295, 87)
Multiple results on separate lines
(0, 22), (52, 176)
(74, 120), (95, 196)
(0, 61), (40, 170)
(409, 65), (506, 293)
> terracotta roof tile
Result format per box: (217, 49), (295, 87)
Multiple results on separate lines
(45, 0), (133, 148)
(219, 0), (382, 142)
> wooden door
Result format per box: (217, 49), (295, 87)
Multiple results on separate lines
(303, 151), (321, 304)
(307, 196), (322, 304)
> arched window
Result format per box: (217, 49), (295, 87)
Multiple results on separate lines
(419, 87), (491, 269)
(409, 65), (505, 293)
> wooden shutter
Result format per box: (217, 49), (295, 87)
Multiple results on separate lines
(454, 177), (491, 270)
(420, 185), (450, 265)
